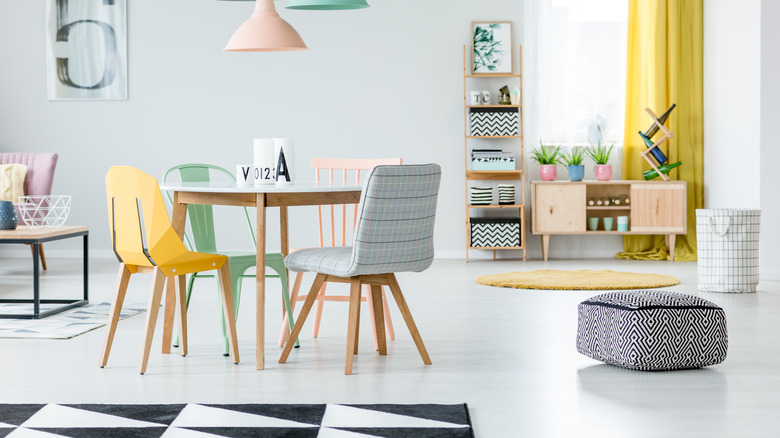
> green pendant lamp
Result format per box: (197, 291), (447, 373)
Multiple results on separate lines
(285, 0), (370, 10)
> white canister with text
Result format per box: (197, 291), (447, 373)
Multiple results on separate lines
(253, 138), (275, 186)
(273, 138), (295, 186)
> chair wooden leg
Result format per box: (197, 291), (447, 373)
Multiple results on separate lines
(99, 263), (131, 368)
(280, 273), (327, 363)
(365, 285), (379, 351)
(217, 264), (240, 364)
(139, 267), (166, 375)
(173, 274), (196, 348)
(312, 282), (328, 338)
(370, 284), (387, 356)
(345, 276), (362, 375)
(162, 277), (177, 354)
(386, 274), (431, 365)
(38, 244), (47, 271)
(353, 284), (361, 355)
(174, 275), (188, 357)
(382, 288), (395, 341)
(279, 271), (304, 347)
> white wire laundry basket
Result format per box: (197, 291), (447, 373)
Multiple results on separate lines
(696, 208), (760, 293)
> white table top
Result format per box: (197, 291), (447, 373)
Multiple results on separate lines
(160, 181), (363, 194)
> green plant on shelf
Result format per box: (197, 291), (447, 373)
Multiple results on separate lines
(531, 141), (561, 165)
(561, 147), (586, 166)
(586, 142), (614, 165)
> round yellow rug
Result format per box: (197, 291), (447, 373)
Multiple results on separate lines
(475, 270), (680, 290)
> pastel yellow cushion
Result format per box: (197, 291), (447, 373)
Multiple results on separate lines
(0, 163), (27, 201)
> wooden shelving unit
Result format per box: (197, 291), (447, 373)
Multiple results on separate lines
(464, 45), (526, 261)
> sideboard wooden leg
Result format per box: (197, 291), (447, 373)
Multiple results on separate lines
(667, 234), (676, 261)
(542, 235), (550, 261)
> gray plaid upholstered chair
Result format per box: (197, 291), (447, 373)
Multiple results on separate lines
(279, 164), (442, 374)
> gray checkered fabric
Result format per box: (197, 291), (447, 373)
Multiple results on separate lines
(696, 209), (761, 293)
(285, 164), (441, 277)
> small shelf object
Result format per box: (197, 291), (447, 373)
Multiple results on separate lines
(464, 44), (526, 261)
(639, 106), (677, 181)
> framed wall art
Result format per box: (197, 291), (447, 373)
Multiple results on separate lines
(471, 21), (513, 75)
(46, 0), (128, 100)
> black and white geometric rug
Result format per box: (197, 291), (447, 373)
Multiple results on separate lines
(0, 403), (474, 437)
(0, 302), (146, 339)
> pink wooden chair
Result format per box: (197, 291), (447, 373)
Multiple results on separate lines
(0, 153), (58, 270)
(279, 158), (402, 350)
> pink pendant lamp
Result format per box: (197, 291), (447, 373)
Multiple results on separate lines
(224, 0), (308, 52)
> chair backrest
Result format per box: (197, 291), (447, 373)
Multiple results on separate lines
(0, 153), (58, 196)
(162, 164), (255, 253)
(346, 164), (441, 276)
(312, 158), (402, 248)
(106, 166), (189, 269)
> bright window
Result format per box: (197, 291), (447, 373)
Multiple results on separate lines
(526, 0), (628, 146)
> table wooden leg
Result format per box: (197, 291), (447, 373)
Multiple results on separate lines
(667, 234), (676, 261)
(542, 234), (550, 261)
(170, 192), (187, 238)
(280, 205), (289, 318)
(164, 192), (188, 355)
(280, 206), (289, 257)
(256, 194), (267, 370)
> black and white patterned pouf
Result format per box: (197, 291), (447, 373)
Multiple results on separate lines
(576, 290), (728, 371)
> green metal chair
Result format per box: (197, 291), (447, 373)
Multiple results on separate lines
(163, 164), (297, 355)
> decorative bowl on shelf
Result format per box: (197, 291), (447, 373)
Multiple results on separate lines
(17, 195), (71, 228)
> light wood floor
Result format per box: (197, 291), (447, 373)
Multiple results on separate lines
(0, 256), (778, 437)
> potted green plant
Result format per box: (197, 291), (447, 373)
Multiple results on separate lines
(531, 142), (561, 181)
(561, 147), (586, 181)
(586, 142), (614, 181)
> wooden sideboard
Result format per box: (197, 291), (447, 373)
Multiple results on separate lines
(530, 180), (687, 261)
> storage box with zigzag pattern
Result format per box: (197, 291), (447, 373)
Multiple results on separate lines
(470, 218), (521, 247)
(469, 107), (519, 136)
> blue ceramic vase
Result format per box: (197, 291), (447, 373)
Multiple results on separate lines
(0, 200), (18, 230)
(568, 165), (585, 182)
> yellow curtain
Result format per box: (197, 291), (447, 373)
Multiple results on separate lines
(618, 0), (703, 262)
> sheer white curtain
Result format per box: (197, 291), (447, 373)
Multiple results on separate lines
(524, 0), (628, 148)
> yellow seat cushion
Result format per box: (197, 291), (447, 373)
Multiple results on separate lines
(0, 164), (27, 202)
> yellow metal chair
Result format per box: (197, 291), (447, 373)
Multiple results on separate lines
(100, 166), (239, 374)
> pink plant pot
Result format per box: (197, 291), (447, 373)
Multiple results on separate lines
(594, 164), (612, 181)
(539, 165), (557, 181)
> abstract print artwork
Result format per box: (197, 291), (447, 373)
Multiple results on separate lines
(46, 0), (127, 100)
(472, 21), (513, 74)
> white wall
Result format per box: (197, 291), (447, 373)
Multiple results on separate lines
(761, 0), (780, 279)
(703, 0), (761, 209)
(704, 0), (779, 280)
(0, 0), (527, 259)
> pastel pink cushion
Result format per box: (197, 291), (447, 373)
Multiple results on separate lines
(0, 153), (58, 224)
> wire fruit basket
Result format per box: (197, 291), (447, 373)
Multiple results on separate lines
(17, 195), (71, 228)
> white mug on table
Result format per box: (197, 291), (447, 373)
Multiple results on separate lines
(236, 164), (253, 187)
